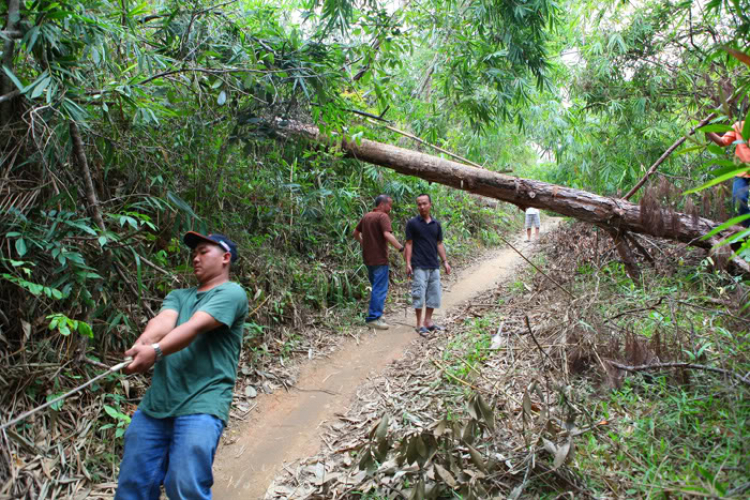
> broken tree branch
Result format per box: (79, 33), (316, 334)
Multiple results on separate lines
(624, 233), (655, 265)
(603, 227), (641, 280)
(623, 114), (716, 200)
(607, 360), (750, 387)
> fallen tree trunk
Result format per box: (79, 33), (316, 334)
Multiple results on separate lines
(277, 121), (747, 270)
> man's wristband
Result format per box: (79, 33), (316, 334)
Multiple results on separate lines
(399, 246), (405, 253)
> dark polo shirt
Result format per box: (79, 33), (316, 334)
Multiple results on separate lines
(405, 216), (443, 269)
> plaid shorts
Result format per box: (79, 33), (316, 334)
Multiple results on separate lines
(525, 213), (540, 228)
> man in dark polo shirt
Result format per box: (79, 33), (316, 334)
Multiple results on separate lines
(354, 195), (405, 329)
(405, 194), (451, 335)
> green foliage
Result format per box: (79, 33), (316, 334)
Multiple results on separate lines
(0, 3), (523, 427)
(3, 0), (750, 494)
(47, 313), (94, 338)
(679, 46), (750, 268)
(100, 396), (133, 439)
(580, 376), (749, 497)
(561, 239), (750, 496)
(443, 317), (493, 382)
(516, 0), (750, 201)
(1, 258), (62, 299)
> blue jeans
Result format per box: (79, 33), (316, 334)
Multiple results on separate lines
(115, 410), (225, 500)
(366, 265), (389, 322)
(733, 177), (750, 227)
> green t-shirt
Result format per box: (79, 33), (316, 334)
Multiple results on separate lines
(139, 282), (248, 423)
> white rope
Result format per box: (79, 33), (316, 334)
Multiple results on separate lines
(0, 357), (132, 432)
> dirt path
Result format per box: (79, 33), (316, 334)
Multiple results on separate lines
(213, 222), (558, 499)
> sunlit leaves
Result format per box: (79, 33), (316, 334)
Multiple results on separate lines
(416, 0), (557, 127)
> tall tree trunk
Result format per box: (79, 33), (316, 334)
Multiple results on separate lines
(277, 121), (747, 270)
(69, 120), (107, 360)
(1, 0), (21, 124)
(69, 121), (106, 232)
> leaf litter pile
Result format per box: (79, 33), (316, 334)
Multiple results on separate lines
(267, 222), (750, 499)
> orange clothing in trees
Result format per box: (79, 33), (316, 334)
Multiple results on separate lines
(718, 121), (750, 177)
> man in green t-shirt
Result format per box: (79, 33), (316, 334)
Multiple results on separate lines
(115, 232), (248, 500)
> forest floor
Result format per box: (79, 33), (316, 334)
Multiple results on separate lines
(212, 219), (563, 498)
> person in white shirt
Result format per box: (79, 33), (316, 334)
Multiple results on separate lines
(524, 207), (540, 242)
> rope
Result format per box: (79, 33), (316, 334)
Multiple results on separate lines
(0, 357), (132, 432)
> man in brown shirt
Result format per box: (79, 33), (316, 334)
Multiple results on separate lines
(353, 195), (405, 329)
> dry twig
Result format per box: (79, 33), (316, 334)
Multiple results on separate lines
(607, 360), (750, 387)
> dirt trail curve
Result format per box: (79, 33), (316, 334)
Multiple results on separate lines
(213, 219), (560, 499)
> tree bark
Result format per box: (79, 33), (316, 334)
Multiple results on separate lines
(371, 119), (486, 169)
(69, 121), (106, 232)
(1, 0), (21, 124)
(277, 121), (748, 264)
(69, 120), (109, 359)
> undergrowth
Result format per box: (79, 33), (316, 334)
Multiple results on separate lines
(501, 223), (750, 497)
(552, 227), (750, 497)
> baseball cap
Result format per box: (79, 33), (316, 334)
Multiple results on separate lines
(183, 232), (238, 263)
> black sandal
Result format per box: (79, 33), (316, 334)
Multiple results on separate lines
(417, 326), (430, 337)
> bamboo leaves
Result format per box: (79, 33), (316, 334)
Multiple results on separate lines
(351, 393), (504, 495)
(471, 393), (495, 432)
(14, 237), (27, 257)
(433, 463), (456, 488)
